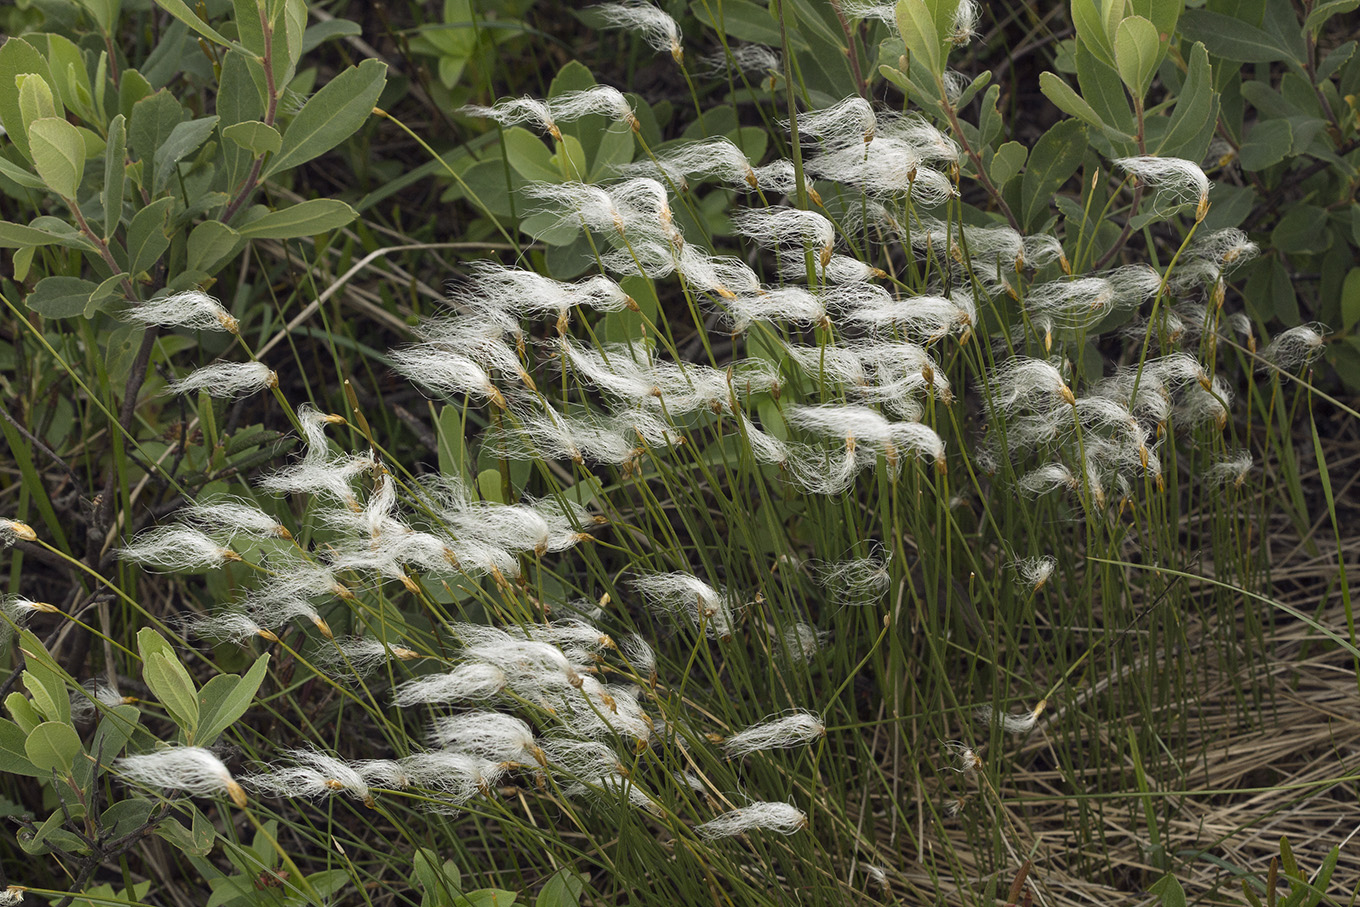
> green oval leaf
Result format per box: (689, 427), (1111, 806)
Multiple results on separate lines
(0, 718), (42, 777)
(152, 115), (219, 194)
(1038, 72), (1108, 130)
(0, 220), (90, 249)
(1021, 119), (1087, 231)
(236, 198), (358, 239)
(28, 117), (85, 198)
(187, 220), (242, 274)
(150, 0), (233, 47)
(0, 37), (60, 161)
(261, 58), (387, 179)
(17, 73), (58, 132)
(145, 651), (200, 737)
(222, 119), (282, 155)
(1271, 205), (1331, 255)
(104, 114), (127, 240)
(27, 275), (100, 318)
(1157, 42), (1217, 160)
(989, 140), (1027, 187)
(126, 196), (175, 278)
(1238, 118), (1292, 171)
(1071, 0), (1116, 67)
(895, 0), (942, 78)
(1177, 9), (1296, 63)
(535, 869), (586, 907)
(1114, 15), (1160, 99)
(502, 126), (560, 182)
(0, 155), (47, 189)
(195, 653), (270, 746)
(25, 721), (82, 774)
(1340, 267), (1360, 332)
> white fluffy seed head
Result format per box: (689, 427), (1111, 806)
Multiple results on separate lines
(453, 261), (632, 325)
(548, 86), (638, 128)
(591, 0), (684, 62)
(751, 159), (820, 202)
(988, 358), (1075, 413)
(315, 636), (421, 675)
(70, 678), (132, 721)
(949, 0), (980, 44)
(531, 180), (678, 246)
(460, 96), (556, 135)
(724, 287), (825, 331)
(943, 740), (982, 774)
(781, 623), (827, 662)
(541, 738), (624, 779)
(786, 404), (946, 472)
(392, 664), (508, 706)
(723, 711), (826, 756)
(1, 595), (59, 646)
(186, 612), (280, 645)
(0, 519), (37, 547)
(1260, 323), (1327, 371)
(399, 752), (508, 802)
(975, 701), (1046, 735)
(1195, 228), (1258, 270)
(672, 245), (761, 298)
(698, 44), (781, 80)
(484, 402), (638, 466)
(730, 208), (836, 264)
(1114, 156), (1211, 221)
(1017, 463), (1078, 497)
(244, 748), (371, 802)
(118, 526), (241, 571)
(812, 550), (891, 604)
(295, 404), (347, 462)
(632, 572), (740, 639)
(738, 414), (789, 466)
(784, 441), (865, 494)
(168, 361), (276, 397)
(839, 1), (898, 24)
(554, 337), (658, 403)
(429, 711), (541, 764)
(116, 746), (246, 807)
(556, 677), (653, 744)
(778, 250), (885, 284)
(390, 347), (506, 408)
(796, 96), (877, 148)
(786, 403), (890, 445)
(180, 496), (290, 540)
(695, 801), (807, 838)
(829, 284), (973, 340)
(260, 453), (376, 507)
(626, 137), (757, 191)
(1012, 555), (1056, 591)
(125, 291), (239, 333)
(1175, 374), (1233, 430)
(1209, 450), (1253, 488)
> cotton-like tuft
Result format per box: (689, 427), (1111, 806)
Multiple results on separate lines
(591, 0), (683, 62)
(116, 746), (246, 807)
(695, 801), (807, 838)
(168, 361), (276, 397)
(125, 290), (239, 333)
(723, 711), (825, 756)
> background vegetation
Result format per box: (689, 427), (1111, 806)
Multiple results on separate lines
(0, 0), (1358, 904)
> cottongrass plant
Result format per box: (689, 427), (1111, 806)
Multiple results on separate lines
(76, 11), (1338, 905)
